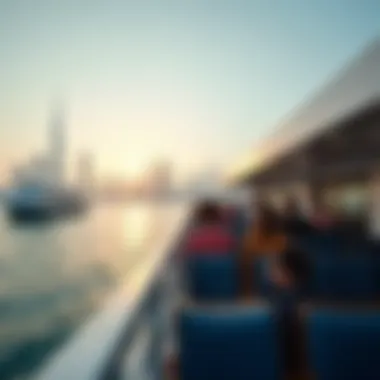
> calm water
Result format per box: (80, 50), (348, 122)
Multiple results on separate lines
(0, 202), (172, 380)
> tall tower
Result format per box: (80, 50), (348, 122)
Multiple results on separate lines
(49, 103), (66, 185)
(77, 152), (95, 194)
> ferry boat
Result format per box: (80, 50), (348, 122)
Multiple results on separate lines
(33, 42), (380, 380)
(7, 182), (88, 223)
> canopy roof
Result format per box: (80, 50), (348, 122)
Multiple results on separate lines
(227, 39), (380, 185)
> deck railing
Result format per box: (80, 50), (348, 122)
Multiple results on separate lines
(34, 204), (192, 380)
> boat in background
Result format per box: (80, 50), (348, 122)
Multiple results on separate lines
(6, 181), (88, 223)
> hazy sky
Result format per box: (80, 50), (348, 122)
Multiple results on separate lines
(0, 0), (379, 184)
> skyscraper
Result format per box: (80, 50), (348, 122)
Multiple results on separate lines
(9, 102), (68, 189)
(77, 152), (95, 194)
(48, 103), (66, 185)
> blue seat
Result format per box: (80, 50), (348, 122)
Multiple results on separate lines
(310, 255), (377, 301)
(252, 257), (273, 297)
(231, 211), (246, 239)
(343, 239), (373, 256)
(297, 233), (344, 256)
(179, 306), (281, 380)
(252, 257), (265, 290)
(372, 254), (380, 295)
(307, 309), (380, 380)
(185, 256), (238, 301)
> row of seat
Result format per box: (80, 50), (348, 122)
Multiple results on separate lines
(185, 208), (380, 302)
(176, 207), (380, 380)
(294, 230), (376, 257)
(184, 253), (380, 302)
(179, 304), (380, 380)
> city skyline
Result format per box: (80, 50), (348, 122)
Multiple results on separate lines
(12, 102), (82, 188)
(1, 1), (380, 185)
(10, 103), (181, 197)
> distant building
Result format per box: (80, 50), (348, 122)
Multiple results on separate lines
(77, 153), (95, 194)
(12, 164), (30, 186)
(189, 168), (222, 194)
(148, 161), (172, 197)
(48, 104), (66, 185)
(12, 155), (50, 186)
(28, 155), (52, 185)
(11, 103), (68, 188)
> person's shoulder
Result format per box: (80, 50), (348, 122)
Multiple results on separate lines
(276, 233), (289, 246)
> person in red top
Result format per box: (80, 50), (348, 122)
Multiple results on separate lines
(183, 200), (236, 254)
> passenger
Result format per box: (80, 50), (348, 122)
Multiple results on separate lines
(240, 204), (287, 296)
(268, 247), (311, 377)
(219, 203), (232, 222)
(312, 204), (335, 230)
(223, 204), (246, 237)
(282, 198), (311, 235)
(183, 200), (235, 254)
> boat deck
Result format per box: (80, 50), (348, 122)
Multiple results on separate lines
(34, 203), (380, 380)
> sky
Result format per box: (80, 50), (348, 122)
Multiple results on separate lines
(0, 0), (379, 185)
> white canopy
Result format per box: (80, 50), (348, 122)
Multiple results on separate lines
(228, 38), (380, 183)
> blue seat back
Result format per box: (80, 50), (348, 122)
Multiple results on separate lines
(373, 254), (380, 295)
(179, 306), (281, 380)
(307, 310), (380, 380)
(253, 257), (267, 294)
(296, 232), (344, 256)
(231, 210), (247, 239)
(252, 257), (276, 297)
(310, 255), (377, 301)
(185, 255), (238, 301)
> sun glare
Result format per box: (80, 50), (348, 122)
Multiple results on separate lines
(124, 160), (144, 180)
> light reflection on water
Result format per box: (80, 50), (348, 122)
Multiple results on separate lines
(0, 202), (170, 380)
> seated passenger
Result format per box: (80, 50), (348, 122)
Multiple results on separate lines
(268, 247), (311, 377)
(312, 204), (336, 230)
(183, 200), (235, 254)
(240, 204), (287, 296)
(221, 203), (235, 217)
(282, 198), (311, 235)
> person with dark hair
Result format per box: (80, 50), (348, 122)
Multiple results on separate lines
(312, 203), (336, 231)
(267, 247), (311, 378)
(193, 200), (223, 225)
(183, 200), (235, 254)
(282, 198), (311, 236)
(239, 203), (288, 297)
